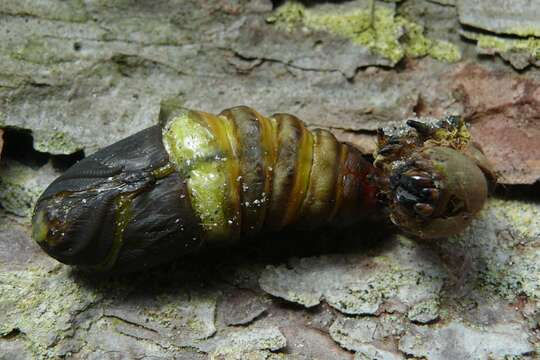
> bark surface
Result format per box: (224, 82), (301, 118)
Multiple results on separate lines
(0, 1), (539, 359)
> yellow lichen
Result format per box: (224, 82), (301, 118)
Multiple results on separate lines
(429, 39), (462, 62)
(399, 19), (431, 58)
(267, 1), (461, 64)
(507, 26), (540, 38)
(477, 35), (540, 60)
(399, 18), (461, 62)
(266, 1), (305, 31)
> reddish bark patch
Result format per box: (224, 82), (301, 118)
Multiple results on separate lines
(452, 64), (540, 184)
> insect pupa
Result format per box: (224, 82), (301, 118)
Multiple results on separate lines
(32, 102), (494, 272)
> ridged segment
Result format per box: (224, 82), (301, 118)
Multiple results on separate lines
(333, 146), (377, 226)
(265, 114), (313, 231)
(297, 129), (340, 228)
(328, 144), (348, 221)
(219, 107), (274, 236)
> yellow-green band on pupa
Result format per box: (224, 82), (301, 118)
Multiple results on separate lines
(161, 109), (240, 244)
(31, 209), (49, 244)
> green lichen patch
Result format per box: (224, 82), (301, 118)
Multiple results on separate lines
(259, 237), (446, 317)
(136, 289), (218, 345)
(0, 268), (100, 356)
(446, 198), (540, 300)
(0, 160), (54, 218)
(429, 39), (462, 62)
(507, 25), (540, 38)
(488, 199), (540, 299)
(477, 35), (540, 60)
(461, 30), (540, 69)
(9, 38), (79, 65)
(329, 314), (407, 354)
(399, 320), (533, 358)
(489, 198), (540, 239)
(327, 261), (444, 316)
(32, 129), (83, 155)
(398, 18), (461, 62)
(200, 326), (287, 357)
(100, 16), (188, 46)
(407, 298), (440, 323)
(306, 5), (404, 64)
(399, 19), (431, 58)
(266, 1), (305, 31)
(1, 0), (89, 23)
(267, 1), (461, 64)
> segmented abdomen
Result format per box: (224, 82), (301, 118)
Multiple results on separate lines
(160, 106), (378, 245)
